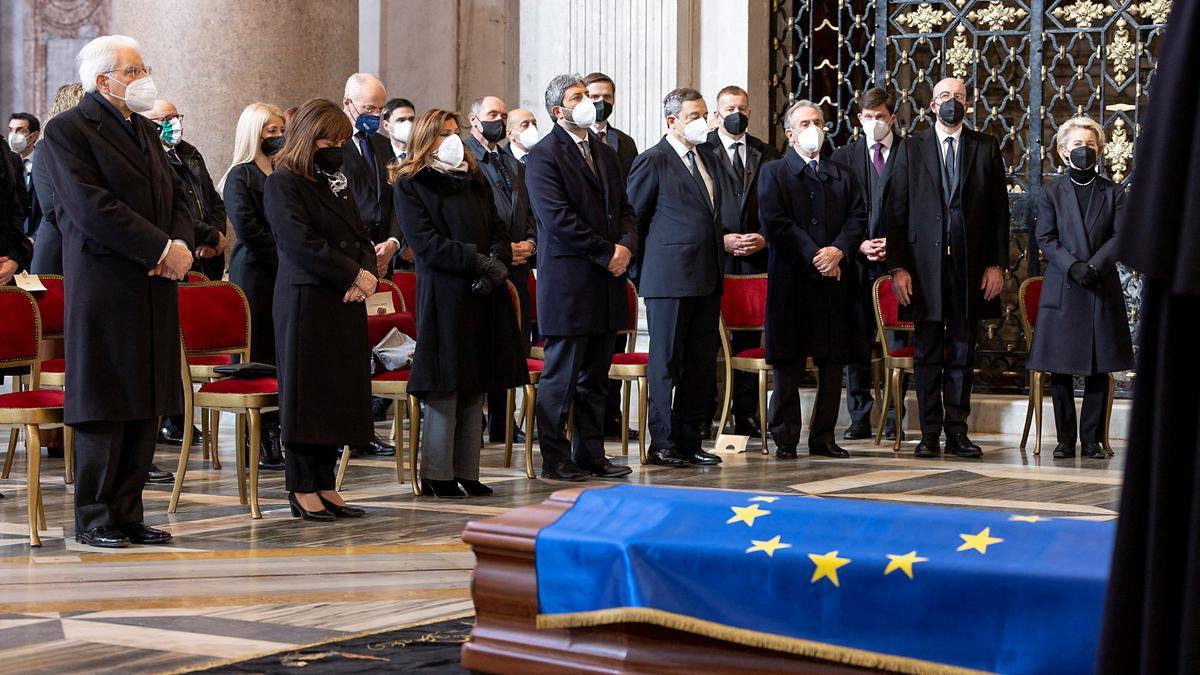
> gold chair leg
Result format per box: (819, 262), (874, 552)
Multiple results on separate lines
(394, 396), (406, 483)
(717, 365), (733, 441)
(637, 376), (648, 464)
(525, 384), (537, 479)
(1104, 375), (1116, 455)
(758, 369), (769, 454)
(620, 379), (631, 456)
(504, 388), (515, 468)
(3, 428), (17, 479)
(64, 425), (74, 484)
(25, 425), (42, 547)
(875, 367), (891, 447)
(409, 397), (421, 494)
(248, 409), (263, 519)
(169, 401), (198, 514)
(210, 410), (222, 470)
(1020, 372), (1035, 450)
(336, 445), (352, 491)
(1033, 372), (1044, 456)
(200, 410), (210, 461)
(234, 413), (247, 505)
(891, 369), (904, 452)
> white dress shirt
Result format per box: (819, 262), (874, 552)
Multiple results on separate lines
(865, 131), (893, 165)
(717, 128), (747, 168)
(934, 124), (963, 173)
(665, 132), (714, 208)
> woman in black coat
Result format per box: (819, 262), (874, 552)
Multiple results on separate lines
(392, 109), (527, 498)
(219, 103), (287, 470)
(1027, 116), (1134, 459)
(263, 98), (377, 520)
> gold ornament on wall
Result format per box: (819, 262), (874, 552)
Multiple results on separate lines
(945, 25), (976, 78)
(898, 3), (955, 33)
(1105, 118), (1134, 183)
(968, 1), (1027, 31)
(1131, 0), (1173, 25)
(1107, 19), (1136, 81)
(1052, 0), (1115, 28)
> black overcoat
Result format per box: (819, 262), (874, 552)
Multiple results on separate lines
(224, 162), (277, 364)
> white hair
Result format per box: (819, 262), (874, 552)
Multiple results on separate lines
(784, 99), (824, 131)
(77, 35), (141, 93)
(344, 72), (384, 99)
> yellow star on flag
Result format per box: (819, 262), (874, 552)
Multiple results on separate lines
(884, 551), (929, 579)
(1010, 515), (1048, 523)
(749, 496), (780, 503)
(808, 550), (852, 587)
(745, 535), (791, 557)
(957, 527), (1004, 554)
(727, 503), (771, 527)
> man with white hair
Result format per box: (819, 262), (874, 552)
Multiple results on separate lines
(39, 35), (195, 547)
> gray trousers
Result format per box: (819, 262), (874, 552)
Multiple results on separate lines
(421, 392), (484, 481)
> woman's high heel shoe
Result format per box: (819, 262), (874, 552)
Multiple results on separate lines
(420, 478), (466, 499)
(289, 492), (335, 521)
(456, 478), (493, 497)
(318, 494), (366, 518)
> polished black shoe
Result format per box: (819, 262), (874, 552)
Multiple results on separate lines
(542, 461), (591, 481)
(842, 422), (872, 440)
(146, 464), (174, 484)
(914, 434), (941, 458)
(604, 424), (639, 441)
(1052, 442), (1077, 459)
(810, 443), (850, 458)
(733, 415), (762, 437)
(117, 522), (173, 545)
(688, 449), (722, 465)
(580, 457), (633, 477)
(646, 446), (688, 467)
(945, 432), (983, 458)
(371, 397), (392, 422)
(420, 478), (467, 498)
(457, 478), (494, 496)
(158, 418), (201, 446)
(259, 426), (285, 470)
(352, 435), (396, 457)
(289, 492), (336, 521)
(1082, 442), (1106, 459)
(776, 445), (798, 459)
(76, 525), (131, 548)
(318, 495), (367, 517)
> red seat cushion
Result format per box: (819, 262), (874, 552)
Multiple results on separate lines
(889, 346), (916, 358)
(0, 389), (64, 409)
(535, 340), (546, 348)
(734, 347), (765, 359)
(373, 369), (411, 382)
(367, 312), (417, 346)
(527, 358), (545, 373)
(41, 357), (66, 374)
(198, 377), (278, 395)
(188, 354), (234, 366)
(611, 352), (649, 366)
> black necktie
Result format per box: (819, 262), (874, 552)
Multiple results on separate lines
(686, 149), (710, 206)
(357, 133), (377, 193)
(731, 142), (745, 192)
(168, 148), (182, 165)
(943, 137), (957, 194)
(489, 151), (512, 197)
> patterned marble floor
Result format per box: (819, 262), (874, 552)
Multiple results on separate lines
(0, 417), (1125, 673)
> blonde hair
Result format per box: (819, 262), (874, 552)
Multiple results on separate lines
(217, 102), (285, 193)
(48, 83), (85, 118)
(1056, 116), (1106, 156)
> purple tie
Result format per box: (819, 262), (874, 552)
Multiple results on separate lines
(872, 142), (885, 177)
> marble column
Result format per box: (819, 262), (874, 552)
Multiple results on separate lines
(111, 0), (359, 182)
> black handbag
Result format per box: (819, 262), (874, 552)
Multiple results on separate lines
(213, 362), (277, 379)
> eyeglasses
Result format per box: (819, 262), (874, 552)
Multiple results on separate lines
(106, 65), (152, 79)
(149, 114), (184, 124)
(933, 91), (967, 104)
(352, 102), (383, 115)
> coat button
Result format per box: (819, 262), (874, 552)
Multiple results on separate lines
(809, 192), (815, 199)
(811, 218), (819, 225)
(339, 241), (347, 248)
(354, 242), (361, 249)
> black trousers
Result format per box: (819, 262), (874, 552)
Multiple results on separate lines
(845, 328), (910, 429)
(768, 359), (843, 449)
(1050, 373), (1109, 444)
(914, 260), (978, 436)
(284, 443), (338, 492)
(72, 418), (159, 532)
(604, 333), (628, 429)
(645, 294), (722, 453)
(535, 333), (614, 467)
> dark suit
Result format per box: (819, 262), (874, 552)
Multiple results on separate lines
(627, 136), (723, 453)
(166, 140), (226, 280)
(758, 151), (867, 449)
(887, 126), (1009, 437)
(525, 123), (638, 468)
(343, 130), (401, 249)
(29, 155), (61, 274)
(597, 123), (639, 180)
(40, 91), (194, 533)
(831, 135), (911, 431)
(596, 123), (639, 427)
(225, 162), (277, 364)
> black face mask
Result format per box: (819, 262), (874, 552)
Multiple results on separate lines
(479, 119), (506, 143)
(593, 100), (613, 123)
(722, 112), (748, 135)
(937, 98), (965, 126)
(260, 135), (286, 157)
(1069, 146), (1097, 172)
(313, 145), (344, 174)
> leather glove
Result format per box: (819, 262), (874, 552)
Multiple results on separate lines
(476, 253), (509, 287)
(1068, 261), (1092, 285)
(471, 276), (495, 295)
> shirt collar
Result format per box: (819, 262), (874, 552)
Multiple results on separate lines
(935, 124), (963, 146)
(511, 144), (528, 161)
(591, 121), (608, 134)
(664, 131), (697, 159)
(793, 146), (820, 167)
(867, 131), (893, 151)
(717, 128), (745, 149)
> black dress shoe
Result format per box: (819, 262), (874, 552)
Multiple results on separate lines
(1082, 442), (1106, 459)
(420, 478), (467, 498)
(945, 432), (983, 458)
(318, 495), (367, 517)
(646, 446), (688, 467)
(1052, 442), (1076, 459)
(914, 434), (941, 458)
(810, 443), (850, 458)
(843, 422), (872, 440)
(76, 525), (131, 548)
(542, 461), (591, 481)
(352, 435), (396, 457)
(259, 426), (285, 470)
(288, 492), (336, 521)
(733, 416), (762, 437)
(158, 419), (201, 446)
(776, 445), (798, 459)
(579, 457), (633, 477)
(457, 478), (494, 496)
(117, 522), (173, 545)
(688, 449), (722, 465)
(146, 464), (174, 484)
(603, 424), (639, 441)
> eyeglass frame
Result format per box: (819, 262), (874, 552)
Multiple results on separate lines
(105, 65), (153, 79)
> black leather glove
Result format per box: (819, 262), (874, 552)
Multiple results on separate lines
(471, 276), (495, 295)
(475, 253), (509, 287)
(1068, 262), (1091, 285)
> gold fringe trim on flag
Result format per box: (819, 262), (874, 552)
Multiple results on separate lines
(537, 607), (990, 675)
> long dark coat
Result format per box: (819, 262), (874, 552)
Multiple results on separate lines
(1027, 175), (1134, 375)
(39, 92), (194, 424)
(28, 154), (61, 275)
(758, 151), (868, 364)
(393, 166), (527, 396)
(224, 162), (277, 364)
(265, 167), (375, 447)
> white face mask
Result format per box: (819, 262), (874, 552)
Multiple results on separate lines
(107, 74), (158, 113)
(391, 119), (412, 144)
(518, 125), (541, 149)
(567, 98), (596, 128)
(861, 118), (890, 142)
(435, 133), (465, 167)
(681, 117), (710, 145)
(797, 125), (824, 154)
(7, 132), (27, 154)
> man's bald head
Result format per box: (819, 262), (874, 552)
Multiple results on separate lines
(507, 108), (535, 132)
(932, 77), (966, 101)
(343, 73), (387, 125)
(930, 77), (968, 129)
(146, 99), (178, 120)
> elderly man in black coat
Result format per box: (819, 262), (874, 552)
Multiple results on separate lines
(759, 100), (867, 459)
(887, 77), (1010, 459)
(525, 73), (639, 482)
(39, 35), (195, 548)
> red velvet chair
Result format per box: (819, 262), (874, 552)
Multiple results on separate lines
(607, 280), (648, 462)
(871, 275), (916, 451)
(502, 280), (539, 481)
(168, 281), (277, 519)
(717, 274), (771, 453)
(390, 270), (418, 329)
(185, 270), (210, 283)
(0, 286), (73, 546)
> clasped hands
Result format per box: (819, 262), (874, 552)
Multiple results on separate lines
(511, 240), (536, 266)
(147, 242), (194, 281)
(891, 266), (1003, 306)
(723, 233), (767, 257)
(859, 237), (887, 262)
(343, 268), (379, 303)
(813, 246), (844, 280)
(196, 232), (228, 260)
(471, 253), (509, 295)
(607, 244), (632, 277)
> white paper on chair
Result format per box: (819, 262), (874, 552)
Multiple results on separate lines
(13, 272), (46, 292)
(713, 434), (750, 454)
(364, 291), (396, 316)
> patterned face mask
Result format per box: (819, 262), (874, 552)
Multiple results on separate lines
(159, 116), (183, 146)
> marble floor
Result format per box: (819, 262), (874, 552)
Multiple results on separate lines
(0, 415), (1125, 673)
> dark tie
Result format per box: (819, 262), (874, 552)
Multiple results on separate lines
(489, 151), (512, 197)
(872, 142), (885, 177)
(686, 149), (710, 206)
(807, 159), (820, 179)
(731, 142), (745, 192)
(357, 132), (377, 190)
(578, 140), (596, 175)
(168, 148), (182, 165)
(943, 137), (957, 192)
(598, 130), (607, 143)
